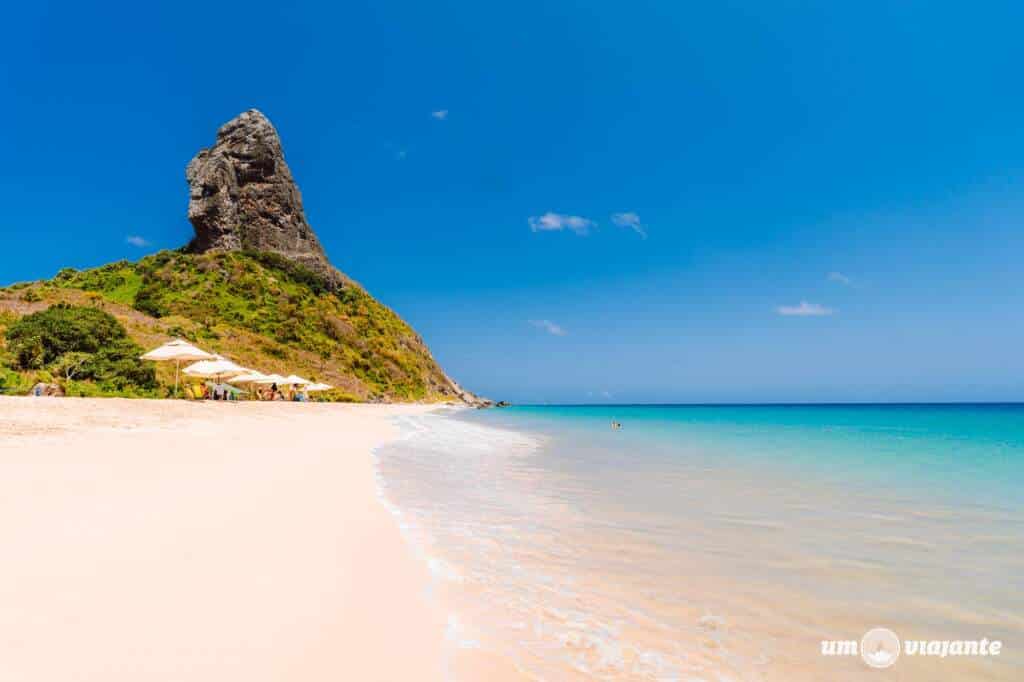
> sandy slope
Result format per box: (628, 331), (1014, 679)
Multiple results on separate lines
(0, 397), (447, 682)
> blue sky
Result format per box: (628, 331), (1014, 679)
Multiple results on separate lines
(3, 1), (1024, 403)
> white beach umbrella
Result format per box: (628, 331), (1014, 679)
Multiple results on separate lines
(228, 371), (269, 384)
(183, 356), (248, 384)
(305, 383), (333, 392)
(282, 374), (313, 386)
(139, 339), (215, 397)
(225, 372), (271, 400)
(249, 374), (289, 399)
(252, 374), (289, 385)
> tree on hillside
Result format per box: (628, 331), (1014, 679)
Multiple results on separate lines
(6, 303), (127, 368)
(5, 304), (156, 391)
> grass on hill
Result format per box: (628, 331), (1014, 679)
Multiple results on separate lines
(0, 250), (465, 402)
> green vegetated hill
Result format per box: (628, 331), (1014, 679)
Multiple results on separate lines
(0, 250), (471, 403)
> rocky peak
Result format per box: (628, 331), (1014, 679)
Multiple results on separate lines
(185, 109), (345, 288)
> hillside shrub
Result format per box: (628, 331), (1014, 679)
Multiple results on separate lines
(5, 304), (155, 390)
(243, 250), (331, 295)
(7, 304), (127, 368)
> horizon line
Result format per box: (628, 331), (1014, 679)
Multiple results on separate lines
(505, 401), (1024, 408)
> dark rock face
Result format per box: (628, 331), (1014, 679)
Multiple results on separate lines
(186, 109), (345, 287)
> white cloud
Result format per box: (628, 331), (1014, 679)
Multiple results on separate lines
(828, 271), (852, 286)
(125, 235), (149, 247)
(529, 319), (567, 336)
(777, 301), (835, 317)
(430, 109), (448, 120)
(611, 211), (647, 239)
(528, 212), (595, 236)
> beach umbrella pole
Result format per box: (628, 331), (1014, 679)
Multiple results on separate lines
(175, 360), (180, 398)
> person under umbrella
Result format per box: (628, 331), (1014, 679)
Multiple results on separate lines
(282, 375), (312, 401)
(183, 356), (247, 399)
(226, 371), (269, 400)
(252, 374), (289, 401)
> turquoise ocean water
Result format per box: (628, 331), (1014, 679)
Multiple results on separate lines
(477, 403), (1024, 502)
(375, 405), (1024, 680)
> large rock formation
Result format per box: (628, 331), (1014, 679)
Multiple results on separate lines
(185, 109), (346, 288)
(180, 109), (489, 406)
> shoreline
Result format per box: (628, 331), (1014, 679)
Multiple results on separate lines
(0, 396), (451, 681)
(4, 398), (1021, 679)
(372, 404), (1024, 680)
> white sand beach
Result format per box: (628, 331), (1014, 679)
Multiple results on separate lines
(0, 397), (453, 682)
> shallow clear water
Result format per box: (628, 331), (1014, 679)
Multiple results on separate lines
(374, 405), (1024, 680)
